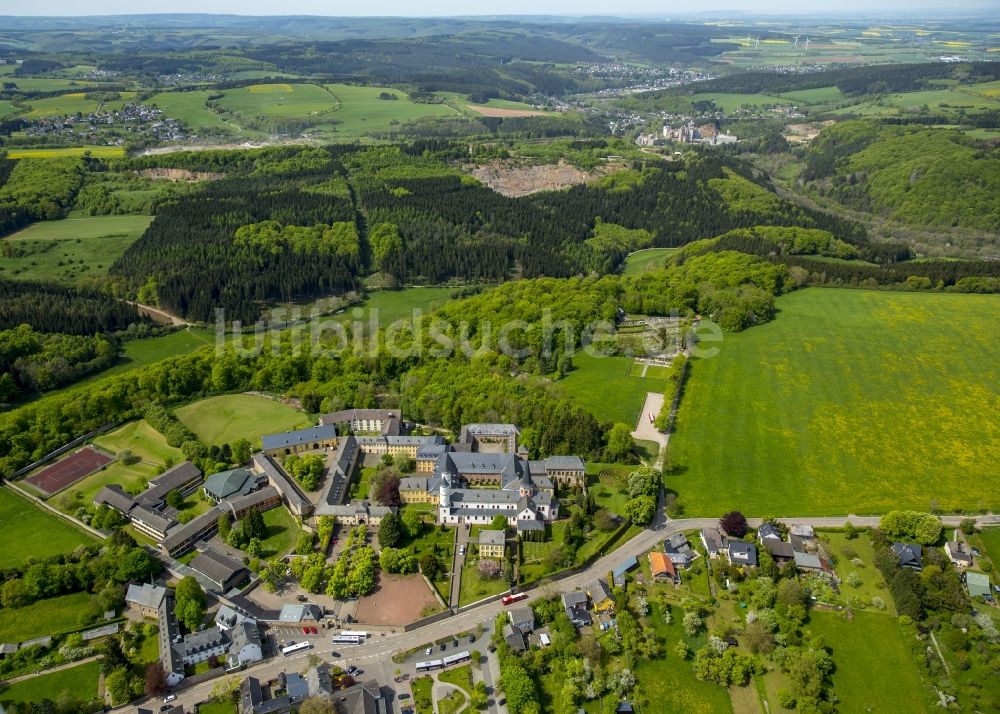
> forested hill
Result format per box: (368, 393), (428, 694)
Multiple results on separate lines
(801, 121), (1000, 232)
(109, 143), (869, 322)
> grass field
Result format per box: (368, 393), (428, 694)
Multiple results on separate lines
(323, 84), (456, 136)
(4, 146), (126, 159)
(147, 90), (239, 133)
(260, 506), (298, 558)
(808, 611), (929, 713)
(2, 78), (98, 92)
(555, 352), (663, 427)
(0, 488), (95, 568)
(0, 101), (20, 118)
(22, 91), (136, 119)
(458, 560), (509, 606)
(689, 93), (791, 112)
(359, 286), (456, 326)
(174, 394), (312, 447)
(669, 288), (1000, 516)
(0, 215), (152, 285)
(219, 83), (337, 119)
(821, 531), (895, 614)
(0, 660), (100, 706)
(777, 86), (845, 104)
(197, 703), (237, 714)
(621, 247), (675, 276)
(0, 591), (98, 641)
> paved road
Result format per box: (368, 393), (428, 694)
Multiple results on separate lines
(124, 512), (983, 713)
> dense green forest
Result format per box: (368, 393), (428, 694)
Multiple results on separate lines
(801, 121), (1000, 231)
(0, 157), (87, 236)
(0, 278), (141, 335)
(0, 325), (118, 402)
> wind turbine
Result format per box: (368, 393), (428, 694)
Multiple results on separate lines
(803, 37), (812, 51)
(746, 34), (753, 47)
(754, 36), (761, 48)
(793, 34), (801, 48)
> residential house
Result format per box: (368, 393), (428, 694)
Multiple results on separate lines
(479, 529), (506, 559)
(125, 583), (167, 618)
(502, 623), (527, 652)
(892, 542), (923, 571)
(586, 579), (615, 614)
(944, 541), (973, 568)
(966, 571), (993, 600)
(561, 591), (592, 627)
(727, 541), (758, 568)
(700, 528), (725, 557)
(649, 551), (679, 584)
(793, 551), (831, 574)
(508, 606), (535, 634)
(189, 549), (249, 593)
(663, 533), (697, 567)
(283, 672), (309, 703)
(758, 523), (782, 542)
(260, 424), (337, 458)
(789, 524), (815, 538)
(762, 539), (795, 563)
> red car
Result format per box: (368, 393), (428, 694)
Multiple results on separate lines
(310, 627), (318, 634)
(302, 627), (310, 635)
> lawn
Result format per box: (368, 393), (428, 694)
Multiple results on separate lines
(93, 419), (182, 465)
(807, 611), (930, 713)
(174, 394), (312, 447)
(260, 506), (298, 558)
(668, 289), (1000, 516)
(197, 703), (237, 714)
(0, 488), (96, 568)
(4, 146), (127, 159)
(350, 466), (376, 500)
(689, 92), (791, 112)
(458, 560), (509, 606)
(0, 591), (98, 641)
(776, 86), (845, 104)
(555, 352), (663, 427)
(411, 675), (433, 713)
(972, 527), (1000, 580)
(621, 247), (675, 277)
(820, 531), (895, 614)
(438, 663), (473, 693)
(0, 215), (152, 285)
(0, 660), (100, 706)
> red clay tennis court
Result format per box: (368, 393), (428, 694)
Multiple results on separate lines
(25, 446), (112, 496)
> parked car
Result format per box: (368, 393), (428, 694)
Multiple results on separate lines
(309, 626), (318, 634)
(425, 647), (433, 655)
(297, 595), (307, 602)
(163, 695), (177, 704)
(331, 651), (340, 658)
(302, 627), (310, 635)
(440, 643), (447, 651)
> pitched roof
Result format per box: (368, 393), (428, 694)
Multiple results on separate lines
(793, 551), (824, 570)
(129, 504), (176, 534)
(701, 528), (725, 552)
(509, 607), (535, 631)
(543, 455), (585, 471)
(648, 551), (677, 579)
(945, 541), (973, 563)
(261, 424), (336, 452)
(251, 454), (311, 513)
(892, 542), (923, 569)
(479, 529), (506, 547)
(763, 540), (795, 559)
(203, 468), (255, 500)
(758, 523), (781, 540)
(728, 540), (758, 566)
(190, 548), (247, 589)
(278, 604), (323, 623)
(94, 483), (136, 513)
(612, 556), (639, 579)
(126, 583), (167, 610)
(160, 506), (223, 553)
(138, 461), (202, 506)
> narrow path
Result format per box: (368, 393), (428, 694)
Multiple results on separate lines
(126, 301), (190, 327)
(431, 680), (466, 714)
(631, 391), (668, 469)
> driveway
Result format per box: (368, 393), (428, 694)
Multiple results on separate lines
(632, 391), (667, 469)
(449, 525), (470, 609)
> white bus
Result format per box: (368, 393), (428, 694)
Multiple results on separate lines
(331, 634), (364, 646)
(442, 651), (471, 668)
(415, 659), (444, 673)
(281, 641), (312, 656)
(338, 630), (368, 640)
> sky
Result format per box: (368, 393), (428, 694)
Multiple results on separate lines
(6, 0), (996, 16)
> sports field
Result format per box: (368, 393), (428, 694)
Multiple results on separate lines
(174, 394), (312, 447)
(0, 215), (153, 285)
(555, 352), (665, 427)
(25, 446), (111, 496)
(0, 488), (95, 568)
(669, 288), (1000, 516)
(808, 611), (929, 713)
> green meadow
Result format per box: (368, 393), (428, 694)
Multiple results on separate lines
(322, 83), (456, 135)
(0, 488), (95, 568)
(621, 247), (675, 276)
(777, 86), (845, 104)
(0, 215), (153, 285)
(218, 82), (338, 119)
(359, 286), (456, 326)
(555, 352), (663, 427)
(0, 591), (98, 642)
(669, 288), (1000, 516)
(22, 91), (136, 118)
(174, 394), (312, 447)
(689, 92), (791, 112)
(147, 90), (239, 133)
(808, 611), (929, 713)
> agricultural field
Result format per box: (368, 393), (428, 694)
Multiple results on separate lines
(322, 83), (456, 136)
(0, 488), (96, 568)
(0, 100), (18, 118)
(689, 92), (791, 112)
(174, 394), (312, 447)
(0, 590), (98, 642)
(621, 247), (674, 277)
(3, 146), (126, 159)
(21, 91), (137, 119)
(776, 86), (844, 105)
(0, 78), (98, 92)
(0, 659), (100, 706)
(146, 90), (239, 133)
(218, 83), (337, 119)
(555, 352), (664, 427)
(808, 611), (929, 714)
(0, 215), (153, 285)
(669, 288), (1000, 516)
